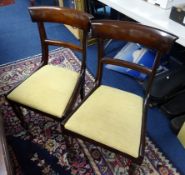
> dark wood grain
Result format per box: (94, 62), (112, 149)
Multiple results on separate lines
(92, 20), (177, 52)
(29, 6), (91, 30)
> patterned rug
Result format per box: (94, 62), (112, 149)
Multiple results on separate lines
(0, 48), (180, 175)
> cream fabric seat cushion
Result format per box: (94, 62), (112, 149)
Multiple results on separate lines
(7, 65), (79, 118)
(65, 85), (143, 158)
(178, 122), (185, 148)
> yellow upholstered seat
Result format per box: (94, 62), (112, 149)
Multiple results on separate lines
(178, 122), (185, 149)
(65, 85), (143, 158)
(8, 65), (79, 118)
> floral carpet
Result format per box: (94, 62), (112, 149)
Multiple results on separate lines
(0, 48), (180, 175)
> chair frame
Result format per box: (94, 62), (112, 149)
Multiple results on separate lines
(6, 6), (91, 129)
(62, 20), (177, 171)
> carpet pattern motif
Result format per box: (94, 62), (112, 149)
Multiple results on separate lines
(0, 48), (180, 174)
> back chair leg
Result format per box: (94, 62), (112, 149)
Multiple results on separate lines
(62, 133), (79, 162)
(80, 86), (85, 100)
(80, 74), (85, 100)
(128, 163), (137, 175)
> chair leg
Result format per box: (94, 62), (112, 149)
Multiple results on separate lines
(128, 162), (137, 175)
(80, 86), (85, 100)
(80, 74), (85, 100)
(8, 100), (29, 131)
(63, 134), (79, 163)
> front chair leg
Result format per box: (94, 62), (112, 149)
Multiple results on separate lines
(8, 100), (29, 131)
(80, 72), (85, 100)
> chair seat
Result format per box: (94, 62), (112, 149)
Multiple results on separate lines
(65, 85), (143, 158)
(7, 65), (79, 118)
(178, 122), (185, 148)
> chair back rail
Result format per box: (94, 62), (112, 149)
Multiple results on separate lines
(102, 57), (152, 75)
(92, 20), (178, 95)
(92, 20), (177, 52)
(29, 6), (90, 30)
(28, 6), (91, 70)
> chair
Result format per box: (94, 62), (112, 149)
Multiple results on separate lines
(63, 20), (177, 172)
(7, 6), (91, 130)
